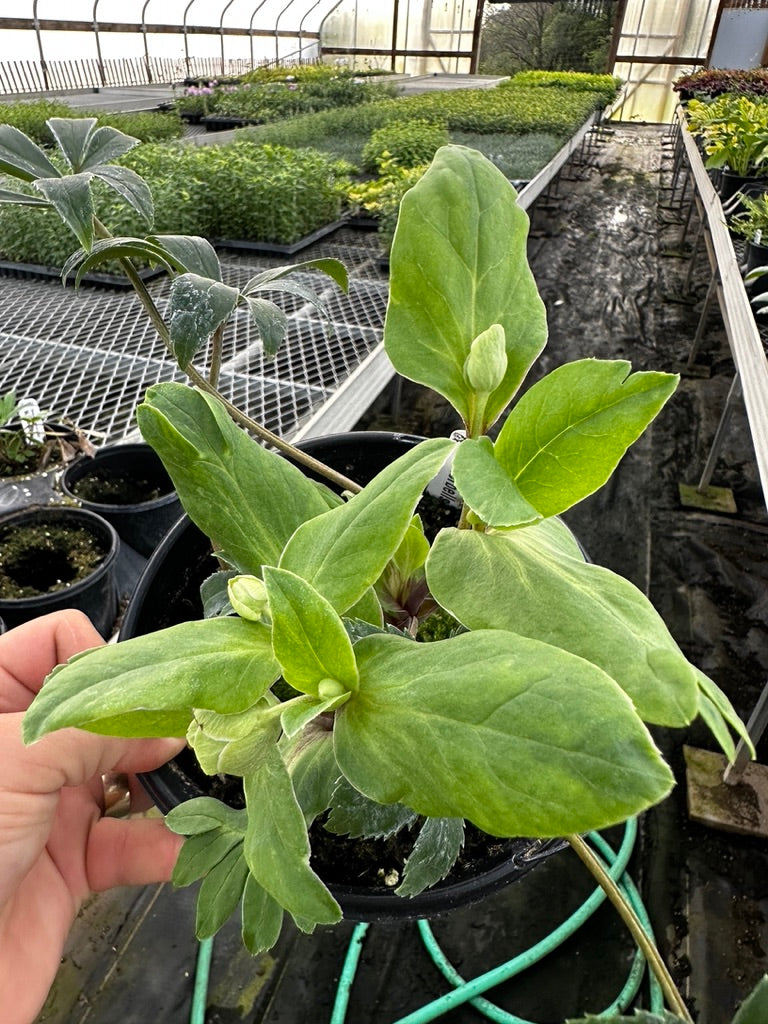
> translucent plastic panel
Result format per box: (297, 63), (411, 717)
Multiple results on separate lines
(35, 0), (97, 20)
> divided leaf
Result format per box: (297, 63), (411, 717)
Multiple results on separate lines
(397, 817), (465, 897)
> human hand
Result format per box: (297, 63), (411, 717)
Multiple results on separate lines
(0, 610), (185, 1024)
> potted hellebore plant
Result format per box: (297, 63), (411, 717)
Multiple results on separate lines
(2, 119), (748, 1020)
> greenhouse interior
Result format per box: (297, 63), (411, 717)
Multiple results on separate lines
(0, 2), (767, 1023)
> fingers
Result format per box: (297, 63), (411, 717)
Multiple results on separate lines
(0, 713), (184, 797)
(86, 817), (184, 891)
(0, 610), (103, 712)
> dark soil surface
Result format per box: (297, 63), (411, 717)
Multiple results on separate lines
(0, 519), (107, 598)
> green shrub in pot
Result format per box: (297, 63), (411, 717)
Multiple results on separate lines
(0, 118), (747, 1019)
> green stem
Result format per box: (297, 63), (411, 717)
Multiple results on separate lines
(91, 217), (362, 496)
(567, 833), (693, 1023)
(209, 323), (224, 389)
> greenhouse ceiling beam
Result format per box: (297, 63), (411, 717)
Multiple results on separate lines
(0, 17), (302, 37)
(323, 46), (473, 59)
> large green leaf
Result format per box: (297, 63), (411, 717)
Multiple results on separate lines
(0, 124), (61, 181)
(91, 164), (153, 225)
(47, 118), (139, 171)
(335, 631), (673, 837)
(264, 566), (359, 695)
(451, 436), (540, 527)
(167, 273), (240, 367)
(242, 257), (348, 296)
(23, 617), (279, 740)
(149, 234), (222, 279)
(279, 437), (453, 614)
(384, 146), (547, 430)
(137, 383), (332, 574)
(494, 359), (678, 517)
(425, 524), (699, 727)
(34, 173), (95, 250)
(243, 747), (341, 925)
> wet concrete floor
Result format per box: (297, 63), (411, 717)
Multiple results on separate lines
(35, 124), (768, 1024)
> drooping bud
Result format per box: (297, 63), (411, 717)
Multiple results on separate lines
(228, 574), (269, 622)
(463, 324), (507, 394)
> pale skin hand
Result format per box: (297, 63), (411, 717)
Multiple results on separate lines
(0, 610), (185, 1024)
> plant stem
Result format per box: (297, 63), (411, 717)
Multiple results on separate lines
(567, 833), (693, 1023)
(209, 324), (224, 389)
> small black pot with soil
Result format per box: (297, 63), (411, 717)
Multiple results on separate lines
(61, 443), (182, 557)
(0, 422), (87, 512)
(0, 505), (120, 637)
(123, 432), (567, 922)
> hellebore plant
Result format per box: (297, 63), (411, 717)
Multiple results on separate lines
(1, 119), (747, 1009)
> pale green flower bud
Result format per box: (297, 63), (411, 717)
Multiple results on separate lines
(228, 574), (268, 622)
(318, 678), (347, 699)
(463, 324), (507, 394)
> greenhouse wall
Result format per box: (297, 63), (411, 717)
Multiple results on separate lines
(320, 0), (479, 74)
(611, 0), (720, 124)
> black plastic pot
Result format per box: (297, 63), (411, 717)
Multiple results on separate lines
(61, 443), (182, 557)
(0, 422), (81, 512)
(0, 505), (120, 637)
(123, 432), (566, 920)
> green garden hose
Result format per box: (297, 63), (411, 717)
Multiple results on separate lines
(330, 818), (665, 1024)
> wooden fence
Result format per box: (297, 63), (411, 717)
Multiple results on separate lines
(0, 56), (263, 96)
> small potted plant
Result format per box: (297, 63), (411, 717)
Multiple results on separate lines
(0, 119), (749, 1018)
(729, 188), (768, 278)
(0, 391), (94, 509)
(685, 94), (768, 205)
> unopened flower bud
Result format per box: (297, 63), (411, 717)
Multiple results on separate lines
(318, 677), (347, 699)
(463, 324), (507, 394)
(228, 574), (268, 622)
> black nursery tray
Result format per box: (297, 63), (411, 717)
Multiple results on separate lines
(214, 218), (348, 256)
(0, 260), (165, 290)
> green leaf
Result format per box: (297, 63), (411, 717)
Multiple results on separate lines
(149, 234), (222, 279)
(0, 123), (61, 181)
(196, 842), (250, 939)
(280, 693), (350, 739)
(264, 566), (359, 696)
(23, 617), (279, 740)
(384, 146), (547, 431)
(200, 570), (237, 618)
(188, 696), (282, 776)
(346, 586), (384, 628)
(47, 118), (139, 171)
(696, 668), (754, 759)
(0, 187), (50, 206)
(172, 828), (241, 887)
(62, 236), (177, 285)
(167, 273), (240, 367)
(733, 975), (768, 1024)
(243, 747), (341, 925)
(284, 727), (339, 823)
(91, 164), (153, 225)
(280, 437), (454, 614)
(166, 797), (247, 836)
(426, 524), (700, 727)
(397, 817), (465, 897)
(335, 630), (674, 837)
(34, 173), (95, 250)
(325, 775), (417, 838)
(244, 296), (288, 357)
(138, 383), (331, 574)
(241, 873), (284, 954)
(494, 360), (678, 517)
(243, 257), (348, 296)
(45, 117), (98, 171)
(452, 437), (540, 527)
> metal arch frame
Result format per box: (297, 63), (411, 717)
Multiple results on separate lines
(298, 0), (333, 62)
(182, 0), (199, 76)
(248, 0), (271, 67)
(219, 0), (236, 73)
